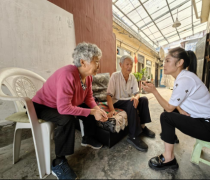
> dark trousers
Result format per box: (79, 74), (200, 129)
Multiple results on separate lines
(114, 97), (152, 138)
(33, 102), (96, 156)
(160, 111), (210, 144)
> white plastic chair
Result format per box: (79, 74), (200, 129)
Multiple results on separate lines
(0, 67), (54, 179)
(79, 119), (84, 137)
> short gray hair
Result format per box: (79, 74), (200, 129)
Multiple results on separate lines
(72, 42), (102, 67)
(120, 55), (134, 63)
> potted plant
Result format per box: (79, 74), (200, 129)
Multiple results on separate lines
(151, 74), (154, 83)
(147, 75), (151, 82)
(133, 72), (142, 82)
(133, 67), (146, 82)
(133, 68), (147, 93)
(141, 68), (147, 81)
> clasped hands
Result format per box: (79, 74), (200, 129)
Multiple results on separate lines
(92, 109), (108, 122)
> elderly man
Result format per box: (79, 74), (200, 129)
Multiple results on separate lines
(107, 55), (155, 152)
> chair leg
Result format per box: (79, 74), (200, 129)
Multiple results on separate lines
(40, 123), (52, 175)
(13, 128), (22, 164)
(79, 119), (84, 137)
(191, 141), (203, 165)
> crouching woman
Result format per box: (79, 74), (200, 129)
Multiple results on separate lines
(143, 47), (210, 170)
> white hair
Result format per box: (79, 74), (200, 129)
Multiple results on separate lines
(120, 55), (134, 63)
(72, 42), (102, 67)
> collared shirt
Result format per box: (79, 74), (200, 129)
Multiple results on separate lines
(107, 71), (139, 104)
(169, 70), (210, 118)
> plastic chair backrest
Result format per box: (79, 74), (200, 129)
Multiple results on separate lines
(0, 67), (46, 112)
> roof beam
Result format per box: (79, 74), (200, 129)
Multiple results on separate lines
(138, 0), (169, 44)
(112, 0), (119, 4)
(126, 4), (141, 15)
(192, 0), (200, 19)
(135, 1), (191, 28)
(115, 0), (151, 16)
(132, 5), (168, 25)
(139, 0), (190, 29)
(191, 0), (194, 35)
(165, 0), (180, 39)
(128, 0), (158, 44)
(113, 4), (158, 46)
(157, 23), (205, 42)
(153, 15), (195, 39)
(143, 5), (196, 36)
(113, 14), (158, 53)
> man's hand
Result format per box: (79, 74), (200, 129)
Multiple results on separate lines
(91, 109), (108, 122)
(130, 96), (139, 108)
(107, 110), (118, 118)
(177, 107), (190, 116)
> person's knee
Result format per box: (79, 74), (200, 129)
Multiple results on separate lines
(139, 96), (149, 104)
(58, 115), (75, 126)
(126, 100), (133, 105)
(127, 100), (135, 109)
(160, 112), (172, 123)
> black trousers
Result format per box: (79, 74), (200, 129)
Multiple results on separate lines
(114, 97), (152, 138)
(33, 102), (96, 156)
(160, 111), (210, 144)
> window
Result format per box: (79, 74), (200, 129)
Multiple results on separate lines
(138, 54), (144, 72)
(146, 60), (152, 66)
(117, 57), (121, 71)
(146, 60), (152, 78)
(117, 47), (131, 55)
(138, 54), (144, 63)
(116, 47), (132, 71)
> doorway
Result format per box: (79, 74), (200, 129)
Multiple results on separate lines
(155, 63), (158, 87)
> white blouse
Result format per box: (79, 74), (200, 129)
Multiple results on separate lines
(169, 70), (210, 118)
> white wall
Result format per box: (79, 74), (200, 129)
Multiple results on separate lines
(0, 0), (76, 79)
(0, 0), (76, 125)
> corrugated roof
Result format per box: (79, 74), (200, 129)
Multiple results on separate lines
(112, 0), (207, 48)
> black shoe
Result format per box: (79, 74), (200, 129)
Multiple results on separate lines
(160, 133), (179, 144)
(127, 136), (148, 152)
(142, 126), (155, 138)
(52, 159), (78, 179)
(81, 136), (103, 149)
(149, 154), (179, 171)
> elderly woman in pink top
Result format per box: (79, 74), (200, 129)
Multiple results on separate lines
(32, 42), (108, 179)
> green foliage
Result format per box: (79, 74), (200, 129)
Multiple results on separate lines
(133, 72), (142, 82)
(151, 74), (153, 80)
(133, 67), (146, 82)
(141, 67), (147, 76)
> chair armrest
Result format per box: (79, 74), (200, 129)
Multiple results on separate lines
(0, 95), (35, 117)
(0, 95), (27, 102)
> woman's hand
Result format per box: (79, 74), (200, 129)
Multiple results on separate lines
(91, 109), (108, 122)
(107, 110), (118, 118)
(142, 82), (157, 94)
(177, 107), (190, 116)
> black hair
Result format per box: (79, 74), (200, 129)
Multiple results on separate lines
(187, 50), (197, 74)
(168, 47), (197, 74)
